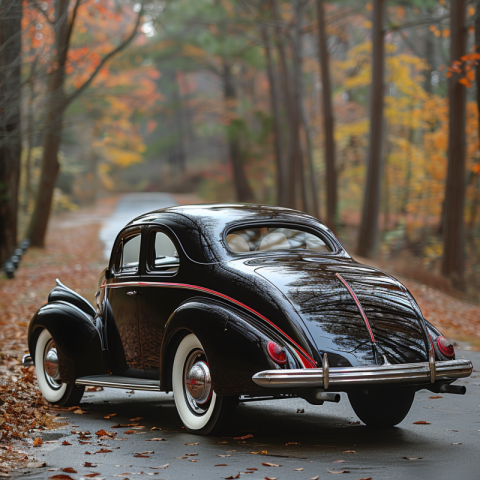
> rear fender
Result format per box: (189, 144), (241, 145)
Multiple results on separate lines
(28, 301), (107, 384)
(160, 298), (301, 396)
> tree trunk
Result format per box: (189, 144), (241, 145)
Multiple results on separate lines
(357, 0), (385, 258)
(273, 0), (297, 209)
(317, 0), (337, 230)
(261, 21), (287, 206)
(0, 0), (22, 265)
(441, 0), (467, 290)
(223, 63), (254, 203)
(290, 0), (307, 212)
(27, 0), (71, 247)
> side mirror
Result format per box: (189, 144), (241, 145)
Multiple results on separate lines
(105, 268), (111, 280)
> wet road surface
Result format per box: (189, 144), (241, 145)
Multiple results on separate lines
(99, 193), (176, 259)
(22, 349), (480, 480)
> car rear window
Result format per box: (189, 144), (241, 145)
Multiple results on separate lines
(226, 226), (331, 254)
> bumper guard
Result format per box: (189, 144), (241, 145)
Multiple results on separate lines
(252, 358), (473, 389)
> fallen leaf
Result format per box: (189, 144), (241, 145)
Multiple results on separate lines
(311, 477), (319, 480)
(185, 442), (199, 445)
(215, 464), (228, 466)
(49, 476), (75, 480)
(150, 427), (162, 431)
(445, 429), (459, 432)
(130, 417), (143, 421)
(186, 453), (198, 456)
(26, 462), (46, 468)
(359, 478), (372, 480)
(327, 469), (350, 474)
(95, 449), (112, 453)
(246, 468), (258, 471)
(189, 460), (198, 462)
(413, 421), (431, 425)
(174, 457), (188, 459)
(62, 468), (77, 473)
(82, 462), (97, 467)
(85, 451), (92, 455)
(86, 386), (103, 392)
(297, 409), (304, 413)
(286, 442), (300, 445)
(264, 477), (277, 480)
(451, 442), (462, 445)
(134, 455), (150, 458)
(149, 465), (168, 469)
(217, 454), (231, 457)
(124, 430), (135, 434)
(79, 441), (92, 445)
(127, 390), (135, 394)
(343, 450), (356, 453)
(262, 463), (281, 467)
(294, 468), (304, 471)
(73, 408), (88, 414)
(62, 441), (72, 446)
(429, 396), (443, 399)
(33, 438), (42, 447)
(96, 429), (115, 437)
(84, 474), (101, 478)
(332, 460), (345, 463)
(146, 438), (165, 442)
(104, 413), (117, 419)
(233, 434), (253, 440)
(403, 457), (422, 460)
(224, 475), (240, 480)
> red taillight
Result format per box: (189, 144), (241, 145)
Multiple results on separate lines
(267, 341), (286, 365)
(437, 336), (455, 357)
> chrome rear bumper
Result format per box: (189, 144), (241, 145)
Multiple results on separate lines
(252, 358), (473, 389)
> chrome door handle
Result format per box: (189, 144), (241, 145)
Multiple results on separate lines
(126, 291), (137, 296)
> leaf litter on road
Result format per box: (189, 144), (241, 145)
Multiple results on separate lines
(327, 469), (350, 474)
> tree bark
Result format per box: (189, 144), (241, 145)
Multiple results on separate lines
(223, 62), (254, 203)
(441, 0), (467, 290)
(260, 21), (287, 206)
(0, 0), (22, 265)
(357, 0), (385, 258)
(317, 0), (337, 230)
(290, 0), (307, 212)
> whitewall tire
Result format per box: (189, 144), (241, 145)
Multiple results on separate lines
(172, 333), (237, 435)
(34, 329), (84, 406)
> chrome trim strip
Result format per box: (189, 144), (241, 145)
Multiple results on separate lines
(252, 359), (473, 389)
(75, 375), (160, 391)
(429, 348), (436, 384)
(22, 354), (34, 367)
(335, 273), (376, 344)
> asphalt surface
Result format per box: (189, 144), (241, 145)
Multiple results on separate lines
(99, 193), (177, 259)
(17, 348), (479, 480)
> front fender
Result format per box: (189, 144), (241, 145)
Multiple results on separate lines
(160, 298), (299, 396)
(28, 302), (107, 384)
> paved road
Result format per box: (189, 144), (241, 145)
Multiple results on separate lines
(99, 193), (177, 259)
(20, 349), (479, 480)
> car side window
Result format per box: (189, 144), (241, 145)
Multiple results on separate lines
(118, 233), (141, 274)
(150, 231), (179, 273)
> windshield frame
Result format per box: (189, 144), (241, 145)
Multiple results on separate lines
(222, 220), (341, 257)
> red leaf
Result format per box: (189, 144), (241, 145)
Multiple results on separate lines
(62, 468), (77, 473)
(62, 441), (72, 446)
(413, 421), (431, 425)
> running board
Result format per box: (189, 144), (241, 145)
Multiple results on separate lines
(75, 375), (160, 391)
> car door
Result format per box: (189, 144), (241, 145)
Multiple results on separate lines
(106, 227), (145, 376)
(138, 227), (187, 379)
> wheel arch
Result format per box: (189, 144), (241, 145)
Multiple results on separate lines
(159, 297), (296, 395)
(28, 302), (108, 384)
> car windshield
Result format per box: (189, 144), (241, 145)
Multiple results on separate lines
(226, 226), (331, 254)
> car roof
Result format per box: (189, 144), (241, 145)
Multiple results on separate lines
(126, 203), (341, 263)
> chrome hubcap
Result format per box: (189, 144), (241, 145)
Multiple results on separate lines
(43, 339), (62, 390)
(184, 350), (212, 414)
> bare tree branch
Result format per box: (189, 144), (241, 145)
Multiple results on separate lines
(386, 13), (449, 33)
(65, 6), (143, 106)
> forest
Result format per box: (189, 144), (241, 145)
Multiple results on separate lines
(1, 0), (479, 299)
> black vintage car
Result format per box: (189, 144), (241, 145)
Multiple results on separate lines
(24, 204), (472, 434)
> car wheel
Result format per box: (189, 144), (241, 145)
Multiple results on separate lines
(34, 329), (85, 406)
(348, 386), (415, 427)
(172, 333), (237, 435)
